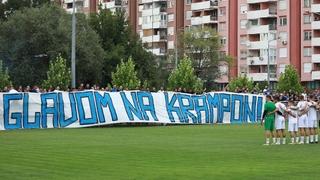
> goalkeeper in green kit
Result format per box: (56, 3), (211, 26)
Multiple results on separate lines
(262, 95), (276, 145)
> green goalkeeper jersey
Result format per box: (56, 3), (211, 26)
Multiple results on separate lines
(264, 101), (276, 119)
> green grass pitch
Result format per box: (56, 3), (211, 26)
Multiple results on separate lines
(0, 124), (319, 180)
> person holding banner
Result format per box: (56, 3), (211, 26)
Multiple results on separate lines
(262, 95), (277, 146)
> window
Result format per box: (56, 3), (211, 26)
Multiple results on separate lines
(279, 64), (286, 74)
(168, 27), (174, 35)
(84, 0), (88, 7)
(240, 20), (247, 29)
(279, 0), (287, 10)
(240, 35), (247, 45)
(219, 7), (226, 16)
(186, 11), (192, 20)
(240, 66), (247, 74)
(160, 14), (167, 21)
(138, 17), (142, 25)
(304, 15), (312, 24)
(67, 3), (73, 9)
(219, 22), (226, 32)
(279, 32), (288, 41)
(168, 41), (174, 49)
(186, 0), (192, 4)
(304, 0), (311, 8)
(304, 31), (312, 41)
(279, 48), (287, 58)
(249, 19), (258, 26)
(304, 63), (312, 73)
(221, 37), (227, 46)
(303, 47), (312, 57)
(240, 4), (247, 14)
(279, 16), (287, 26)
(240, 50), (247, 60)
(168, 14), (174, 22)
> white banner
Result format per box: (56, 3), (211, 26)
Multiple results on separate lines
(0, 91), (265, 130)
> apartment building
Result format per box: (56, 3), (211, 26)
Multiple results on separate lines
(309, 0), (320, 88)
(56, 0), (97, 14)
(57, 0), (320, 88)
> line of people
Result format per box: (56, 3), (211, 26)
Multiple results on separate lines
(263, 94), (319, 145)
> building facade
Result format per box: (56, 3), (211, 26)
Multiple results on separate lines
(58, 0), (320, 88)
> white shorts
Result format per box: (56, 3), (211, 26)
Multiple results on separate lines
(275, 116), (285, 130)
(298, 115), (308, 128)
(307, 119), (318, 128)
(288, 122), (298, 132)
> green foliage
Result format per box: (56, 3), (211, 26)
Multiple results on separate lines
(227, 75), (254, 92)
(89, 6), (157, 87)
(168, 57), (203, 92)
(180, 26), (223, 87)
(0, 4), (104, 86)
(255, 80), (268, 92)
(111, 57), (141, 90)
(277, 65), (303, 94)
(0, 0), (51, 20)
(42, 55), (71, 91)
(0, 60), (11, 90)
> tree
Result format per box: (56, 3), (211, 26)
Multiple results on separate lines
(0, 4), (104, 86)
(0, 60), (11, 90)
(42, 55), (71, 91)
(89, 6), (157, 87)
(111, 57), (141, 90)
(168, 57), (203, 92)
(227, 75), (254, 92)
(0, 0), (51, 20)
(277, 65), (303, 94)
(180, 26), (225, 87)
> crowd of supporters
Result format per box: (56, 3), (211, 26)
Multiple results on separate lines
(2, 84), (320, 98)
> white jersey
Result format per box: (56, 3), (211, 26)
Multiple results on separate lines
(297, 101), (309, 116)
(308, 101), (317, 121)
(288, 107), (298, 124)
(275, 102), (286, 119)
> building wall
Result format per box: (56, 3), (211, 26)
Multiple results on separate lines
(58, 0), (320, 87)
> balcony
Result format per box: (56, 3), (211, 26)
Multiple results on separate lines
(64, 0), (83, 3)
(247, 40), (277, 50)
(312, 21), (320, 29)
(311, 4), (320, 13)
(148, 48), (166, 56)
(247, 8), (277, 19)
(247, 25), (269, 34)
(247, 56), (276, 66)
(191, 15), (218, 25)
(247, 0), (277, 4)
(312, 54), (320, 63)
(142, 19), (167, 29)
(66, 7), (83, 13)
(312, 71), (320, 80)
(142, 6), (166, 16)
(101, 0), (123, 9)
(247, 73), (277, 81)
(191, 1), (218, 11)
(312, 37), (320, 46)
(139, 0), (167, 4)
(142, 34), (167, 43)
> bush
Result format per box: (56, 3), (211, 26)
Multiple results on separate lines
(42, 55), (71, 91)
(111, 57), (141, 90)
(168, 56), (203, 93)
